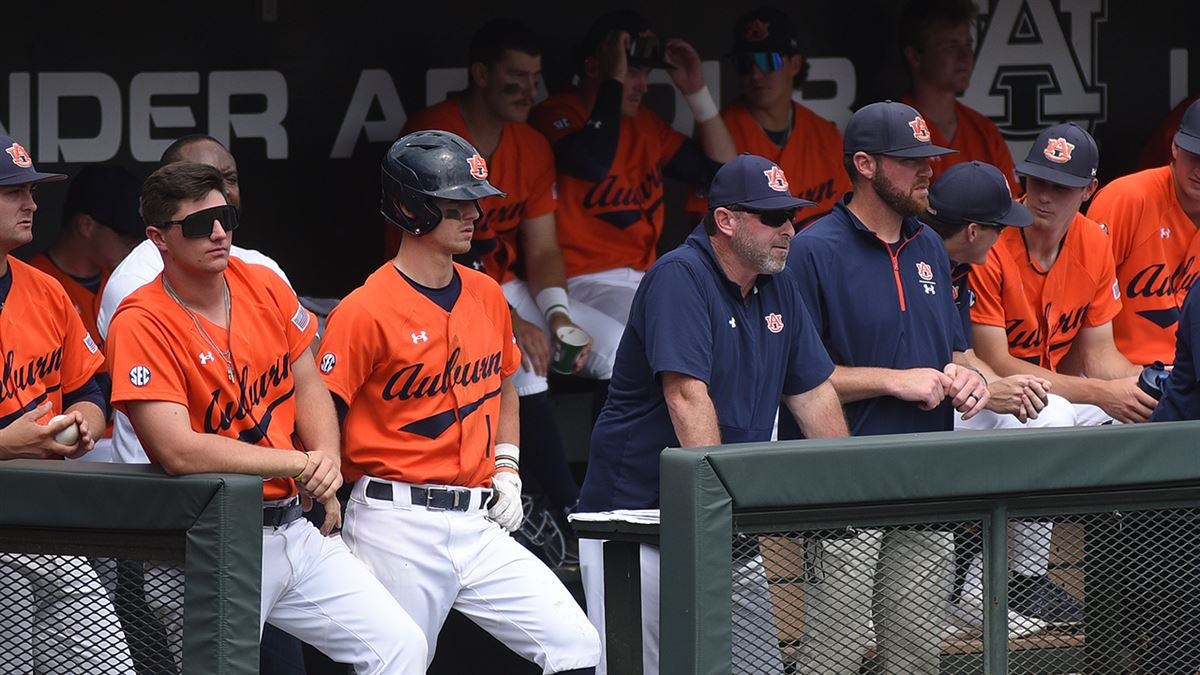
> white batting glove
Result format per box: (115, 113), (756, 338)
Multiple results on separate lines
(488, 471), (524, 532)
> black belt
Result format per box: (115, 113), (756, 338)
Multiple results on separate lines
(365, 480), (490, 512)
(263, 500), (303, 527)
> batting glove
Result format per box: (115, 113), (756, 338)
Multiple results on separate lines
(488, 471), (524, 532)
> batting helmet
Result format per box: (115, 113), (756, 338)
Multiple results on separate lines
(381, 130), (506, 236)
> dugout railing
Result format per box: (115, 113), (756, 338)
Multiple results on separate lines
(0, 459), (262, 674)
(658, 421), (1200, 675)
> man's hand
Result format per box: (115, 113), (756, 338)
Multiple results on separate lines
(547, 313), (592, 373)
(0, 402), (84, 460)
(664, 38), (705, 94)
(514, 312), (552, 376)
(986, 375), (1052, 423)
(598, 30), (629, 82)
(488, 471), (524, 532)
(295, 451), (342, 503)
(888, 368), (953, 411)
(1096, 375), (1158, 424)
(944, 363), (990, 419)
(299, 493), (343, 536)
(63, 412), (97, 459)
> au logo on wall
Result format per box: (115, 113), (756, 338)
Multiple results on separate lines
(964, 0), (1107, 156)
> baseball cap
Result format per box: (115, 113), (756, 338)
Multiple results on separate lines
(1016, 122), (1099, 189)
(843, 101), (957, 158)
(63, 165), (146, 239)
(578, 10), (673, 71)
(927, 161), (1032, 228)
(708, 153), (817, 211)
(732, 7), (801, 55)
(1173, 98), (1200, 155)
(0, 134), (66, 186)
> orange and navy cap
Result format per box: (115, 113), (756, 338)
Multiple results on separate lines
(1016, 122), (1099, 189)
(708, 153), (816, 211)
(928, 161), (1032, 229)
(843, 101), (957, 159)
(578, 10), (673, 71)
(0, 134), (66, 186)
(1174, 98), (1200, 155)
(732, 7), (802, 55)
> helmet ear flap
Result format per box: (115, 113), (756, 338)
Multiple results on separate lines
(381, 169), (444, 236)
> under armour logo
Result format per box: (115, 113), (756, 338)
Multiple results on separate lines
(1162, 228), (1171, 239)
(472, 260), (485, 271)
(412, 331), (429, 344)
(198, 352), (214, 365)
(924, 284), (936, 295)
(728, 317), (737, 328)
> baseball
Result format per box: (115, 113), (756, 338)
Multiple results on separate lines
(49, 414), (80, 445)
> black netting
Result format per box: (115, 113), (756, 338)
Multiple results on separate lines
(0, 556), (185, 675)
(730, 509), (1200, 674)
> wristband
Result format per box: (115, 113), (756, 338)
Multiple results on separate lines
(495, 459), (520, 473)
(535, 287), (570, 320)
(685, 85), (719, 123)
(291, 451), (310, 480)
(494, 442), (520, 466)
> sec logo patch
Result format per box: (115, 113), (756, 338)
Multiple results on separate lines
(129, 366), (152, 387)
(319, 353), (336, 374)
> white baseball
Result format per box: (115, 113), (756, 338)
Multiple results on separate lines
(49, 414), (80, 445)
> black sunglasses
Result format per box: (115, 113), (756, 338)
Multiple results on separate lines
(156, 204), (239, 238)
(729, 205), (795, 227)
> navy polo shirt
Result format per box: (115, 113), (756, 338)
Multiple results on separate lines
(1152, 284), (1200, 422)
(952, 262), (974, 349)
(578, 226), (835, 512)
(784, 196), (966, 437)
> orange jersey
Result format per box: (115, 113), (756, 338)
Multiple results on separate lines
(396, 98), (557, 284)
(1087, 166), (1200, 365)
(684, 99), (850, 224)
(107, 258), (316, 501)
(530, 89), (686, 276)
(318, 263), (521, 487)
(902, 96), (1019, 195)
(27, 252), (107, 355)
(970, 212), (1122, 371)
(0, 257), (104, 429)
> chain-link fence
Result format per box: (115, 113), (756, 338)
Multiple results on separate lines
(732, 509), (1200, 675)
(0, 554), (186, 675)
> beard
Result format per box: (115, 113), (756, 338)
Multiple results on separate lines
(730, 225), (787, 275)
(872, 170), (929, 217)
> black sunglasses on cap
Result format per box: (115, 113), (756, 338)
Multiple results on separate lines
(729, 205), (795, 227)
(156, 204), (240, 238)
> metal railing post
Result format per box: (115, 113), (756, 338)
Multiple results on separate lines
(983, 502), (1009, 675)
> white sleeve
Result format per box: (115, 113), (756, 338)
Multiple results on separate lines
(97, 241), (163, 339)
(230, 245), (293, 289)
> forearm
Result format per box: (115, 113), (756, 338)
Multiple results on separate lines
(496, 378), (519, 448)
(523, 241), (569, 296)
(65, 401), (105, 440)
(959, 349), (1002, 385)
(293, 379), (341, 463)
(829, 366), (904, 403)
(1081, 349), (1142, 380)
(784, 381), (849, 438)
(663, 375), (721, 448)
(694, 116), (736, 164)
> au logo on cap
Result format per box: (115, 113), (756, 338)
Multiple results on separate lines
(1043, 137), (1075, 164)
(5, 143), (31, 168)
(763, 165), (789, 192)
(466, 154), (489, 180)
(909, 116), (931, 142)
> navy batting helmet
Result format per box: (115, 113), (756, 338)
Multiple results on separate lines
(381, 130), (506, 236)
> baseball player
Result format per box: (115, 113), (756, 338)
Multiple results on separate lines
(1087, 98), (1200, 366)
(0, 134), (134, 673)
(579, 154), (849, 674)
(106, 161), (427, 674)
(529, 10), (735, 387)
(319, 131), (600, 674)
(684, 7), (850, 224)
(899, 0), (1019, 193)
(400, 18), (594, 526)
(782, 101), (988, 674)
(1138, 92), (1199, 170)
(967, 123), (1157, 627)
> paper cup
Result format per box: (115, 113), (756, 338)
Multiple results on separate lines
(550, 326), (589, 375)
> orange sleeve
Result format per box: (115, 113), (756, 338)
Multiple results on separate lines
(317, 295), (382, 406)
(524, 132), (557, 219)
(56, 290), (104, 394)
(969, 249), (1008, 328)
(1086, 184), (1140, 267)
(529, 99), (584, 145)
(1085, 243), (1123, 327)
(107, 308), (189, 411)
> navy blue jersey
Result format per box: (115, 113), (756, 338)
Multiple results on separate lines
(784, 197), (966, 436)
(578, 226), (834, 512)
(1152, 283), (1200, 422)
(952, 263), (974, 350)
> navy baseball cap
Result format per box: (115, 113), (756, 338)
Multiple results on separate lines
(1016, 122), (1098, 189)
(0, 135), (66, 186)
(927, 161), (1032, 228)
(708, 153), (817, 211)
(732, 7), (801, 55)
(63, 165), (145, 239)
(579, 10), (673, 71)
(843, 101), (956, 158)
(1173, 98), (1200, 155)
